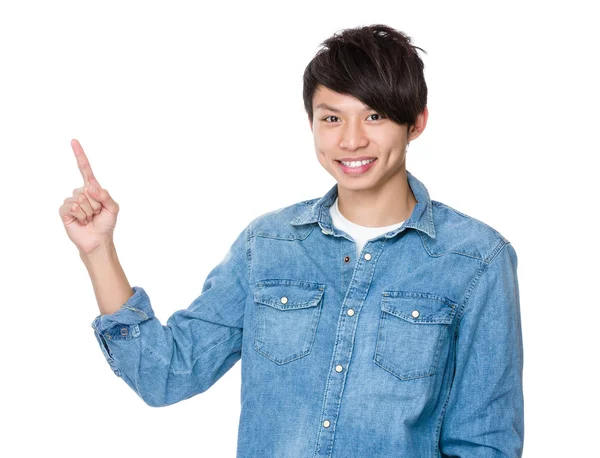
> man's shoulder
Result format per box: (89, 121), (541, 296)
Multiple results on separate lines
(430, 199), (511, 263)
(246, 197), (321, 240)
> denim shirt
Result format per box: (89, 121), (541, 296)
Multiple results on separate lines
(92, 170), (524, 458)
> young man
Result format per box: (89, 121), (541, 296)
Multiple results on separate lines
(61, 24), (524, 457)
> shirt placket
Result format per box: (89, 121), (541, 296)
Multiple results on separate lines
(313, 233), (386, 457)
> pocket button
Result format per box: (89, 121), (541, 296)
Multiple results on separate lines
(411, 310), (420, 318)
(280, 296), (288, 304)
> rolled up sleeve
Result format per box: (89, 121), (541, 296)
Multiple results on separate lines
(91, 223), (251, 407)
(439, 241), (524, 457)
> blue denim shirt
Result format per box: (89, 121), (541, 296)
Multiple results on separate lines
(92, 170), (524, 457)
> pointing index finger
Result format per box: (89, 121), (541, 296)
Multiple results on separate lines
(71, 139), (99, 186)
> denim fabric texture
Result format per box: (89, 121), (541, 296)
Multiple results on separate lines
(91, 170), (524, 457)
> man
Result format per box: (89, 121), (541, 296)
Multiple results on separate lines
(60, 24), (524, 457)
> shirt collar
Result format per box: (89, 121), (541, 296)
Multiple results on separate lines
(289, 169), (436, 239)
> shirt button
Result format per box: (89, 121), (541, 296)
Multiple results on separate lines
(347, 308), (355, 316)
(323, 420), (331, 428)
(280, 296), (288, 304)
(344, 256), (350, 263)
(411, 310), (420, 318)
(120, 327), (128, 336)
(335, 364), (343, 372)
(364, 253), (372, 261)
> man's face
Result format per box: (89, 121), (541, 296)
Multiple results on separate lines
(310, 85), (424, 194)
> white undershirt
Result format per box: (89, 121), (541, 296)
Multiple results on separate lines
(329, 196), (405, 257)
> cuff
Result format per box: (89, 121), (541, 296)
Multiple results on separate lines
(91, 286), (155, 334)
(90, 286), (154, 377)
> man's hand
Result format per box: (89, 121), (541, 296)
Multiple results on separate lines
(58, 139), (121, 256)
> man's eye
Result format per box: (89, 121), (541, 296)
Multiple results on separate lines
(323, 115), (340, 123)
(368, 113), (384, 121)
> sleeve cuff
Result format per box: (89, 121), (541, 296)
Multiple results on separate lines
(90, 286), (155, 377)
(91, 286), (155, 334)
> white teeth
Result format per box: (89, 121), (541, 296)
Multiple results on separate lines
(341, 159), (375, 167)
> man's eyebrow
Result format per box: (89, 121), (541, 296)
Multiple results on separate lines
(315, 103), (372, 113)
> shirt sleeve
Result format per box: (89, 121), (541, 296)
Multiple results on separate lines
(439, 241), (524, 457)
(90, 223), (251, 407)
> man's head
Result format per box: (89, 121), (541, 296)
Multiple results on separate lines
(303, 24), (428, 193)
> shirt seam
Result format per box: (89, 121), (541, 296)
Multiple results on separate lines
(453, 238), (509, 328)
(434, 239), (510, 455)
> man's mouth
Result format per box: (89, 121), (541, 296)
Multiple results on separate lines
(335, 158), (377, 174)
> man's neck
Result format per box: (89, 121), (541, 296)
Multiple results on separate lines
(336, 172), (417, 227)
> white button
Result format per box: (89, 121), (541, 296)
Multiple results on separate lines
(321, 229), (327, 234)
(347, 308), (355, 316)
(411, 310), (420, 318)
(323, 420), (331, 428)
(280, 296), (288, 304)
(364, 253), (372, 261)
(335, 364), (343, 373)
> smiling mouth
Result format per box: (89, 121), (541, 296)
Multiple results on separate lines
(335, 158), (378, 174)
(335, 158), (377, 168)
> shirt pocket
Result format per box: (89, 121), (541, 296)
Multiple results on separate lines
(253, 279), (326, 365)
(373, 291), (457, 381)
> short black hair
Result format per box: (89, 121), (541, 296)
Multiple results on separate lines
(303, 24), (427, 127)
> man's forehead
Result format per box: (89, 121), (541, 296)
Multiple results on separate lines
(313, 87), (372, 113)
(314, 102), (372, 113)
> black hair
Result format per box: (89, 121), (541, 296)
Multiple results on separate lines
(303, 24), (427, 127)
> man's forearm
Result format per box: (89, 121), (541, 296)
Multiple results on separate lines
(80, 241), (134, 315)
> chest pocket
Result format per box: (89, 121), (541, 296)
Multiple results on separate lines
(253, 279), (326, 365)
(374, 291), (457, 381)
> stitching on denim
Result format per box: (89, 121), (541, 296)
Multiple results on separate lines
(375, 305), (449, 380)
(419, 229), (502, 262)
(121, 304), (149, 320)
(432, 200), (509, 244)
(253, 225), (315, 241)
(314, 238), (386, 457)
(253, 283), (324, 364)
(245, 223), (252, 286)
(453, 240), (509, 337)
(433, 332), (458, 456)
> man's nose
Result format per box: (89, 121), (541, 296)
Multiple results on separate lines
(339, 120), (368, 150)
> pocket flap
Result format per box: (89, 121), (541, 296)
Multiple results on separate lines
(381, 291), (456, 324)
(254, 279), (325, 310)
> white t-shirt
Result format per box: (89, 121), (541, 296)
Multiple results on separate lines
(329, 196), (405, 257)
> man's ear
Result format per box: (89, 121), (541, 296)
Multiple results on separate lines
(408, 106), (429, 142)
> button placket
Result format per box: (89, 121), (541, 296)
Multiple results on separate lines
(314, 240), (385, 455)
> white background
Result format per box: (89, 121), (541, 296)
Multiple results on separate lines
(1, 1), (598, 456)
